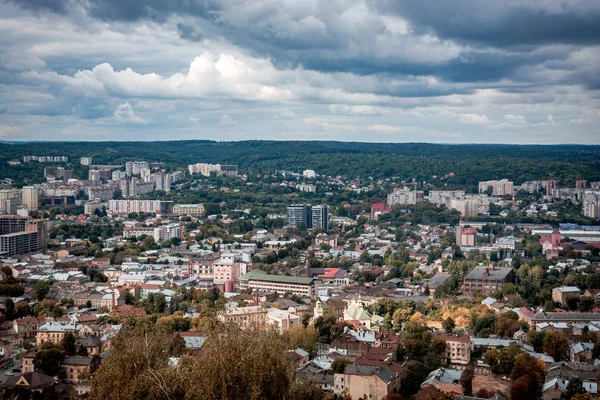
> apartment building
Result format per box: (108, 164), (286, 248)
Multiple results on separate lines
(188, 162), (238, 176)
(108, 200), (173, 215)
(240, 269), (314, 297)
(429, 190), (466, 208)
(478, 179), (513, 196)
(0, 216), (47, 256)
(36, 321), (80, 346)
(286, 204), (329, 230)
(188, 258), (215, 280)
(172, 204), (205, 216)
(433, 332), (471, 365)
(213, 253), (250, 283)
(387, 187), (424, 206)
(461, 265), (514, 294)
(456, 226), (477, 247)
(218, 306), (267, 329)
(22, 186), (39, 211)
(552, 286), (581, 305)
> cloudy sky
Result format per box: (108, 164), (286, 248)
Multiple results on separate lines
(1, 0), (599, 143)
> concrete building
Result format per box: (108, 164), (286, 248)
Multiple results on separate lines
(172, 204), (205, 216)
(433, 333), (471, 365)
(108, 200), (173, 215)
(188, 162), (238, 176)
(450, 197), (479, 217)
(80, 157), (92, 165)
(461, 265), (514, 294)
(286, 204), (328, 230)
(125, 161), (149, 176)
(387, 187), (424, 206)
(478, 179), (513, 196)
(429, 190), (466, 208)
(22, 186), (39, 211)
(311, 205), (329, 230)
(303, 169), (316, 178)
(36, 320), (79, 346)
(0, 216), (47, 256)
(456, 226), (477, 247)
(267, 308), (302, 333)
(240, 269), (314, 297)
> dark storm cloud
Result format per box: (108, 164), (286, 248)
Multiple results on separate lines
(377, 0), (600, 46)
(177, 23), (203, 42)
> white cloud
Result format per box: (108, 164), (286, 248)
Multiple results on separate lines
(219, 114), (237, 126)
(368, 124), (402, 132)
(458, 113), (493, 125)
(113, 102), (146, 124)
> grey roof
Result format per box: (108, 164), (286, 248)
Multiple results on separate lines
(532, 312), (600, 322)
(427, 273), (451, 288)
(62, 356), (93, 366)
(344, 364), (398, 384)
(423, 367), (463, 384)
(546, 362), (600, 383)
(465, 266), (513, 280)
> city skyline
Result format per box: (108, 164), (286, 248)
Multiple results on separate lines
(0, 0), (599, 143)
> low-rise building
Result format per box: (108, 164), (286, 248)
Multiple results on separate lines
(240, 269), (314, 297)
(552, 286), (581, 305)
(333, 364), (400, 400)
(433, 332), (470, 365)
(218, 306), (267, 330)
(461, 265), (514, 294)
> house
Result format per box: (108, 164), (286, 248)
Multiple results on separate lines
(173, 332), (206, 352)
(75, 335), (102, 355)
(426, 273), (451, 295)
(343, 298), (384, 330)
(433, 332), (471, 365)
(543, 362), (600, 400)
(552, 286), (581, 306)
(218, 306), (267, 330)
(317, 268), (349, 286)
(570, 342), (594, 364)
(22, 350), (36, 372)
(267, 308), (301, 333)
(421, 367), (464, 395)
(12, 317), (38, 341)
(289, 348), (310, 368)
(36, 320), (79, 346)
(3, 371), (56, 392)
(62, 356), (101, 384)
(334, 364), (400, 400)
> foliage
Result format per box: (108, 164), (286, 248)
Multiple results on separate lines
(34, 280), (50, 301)
(543, 331), (569, 361)
(483, 344), (522, 374)
(34, 343), (63, 376)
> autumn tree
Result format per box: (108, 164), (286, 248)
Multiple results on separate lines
(442, 317), (455, 333)
(543, 331), (569, 361)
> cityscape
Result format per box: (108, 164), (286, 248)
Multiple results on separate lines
(1, 1), (600, 400)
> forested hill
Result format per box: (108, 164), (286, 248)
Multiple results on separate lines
(1, 141), (600, 185)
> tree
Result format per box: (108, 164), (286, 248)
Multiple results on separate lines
(561, 378), (586, 400)
(579, 296), (595, 312)
(330, 358), (352, 374)
(61, 331), (77, 355)
(34, 343), (63, 376)
(3, 298), (15, 320)
(565, 295), (580, 311)
(510, 374), (537, 400)
(170, 333), (186, 357)
(34, 280), (50, 301)
(289, 380), (324, 400)
(543, 331), (569, 361)
(442, 317), (456, 333)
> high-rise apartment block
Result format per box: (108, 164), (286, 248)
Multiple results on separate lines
(583, 191), (600, 219)
(0, 216), (47, 256)
(44, 167), (73, 181)
(478, 179), (513, 196)
(125, 161), (149, 176)
(80, 157), (93, 166)
(429, 190), (465, 208)
(108, 200), (173, 215)
(188, 163), (238, 177)
(303, 169), (316, 178)
(387, 187), (424, 206)
(286, 204), (329, 230)
(22, 187), (39, 211)
(546, 180), (558, 196)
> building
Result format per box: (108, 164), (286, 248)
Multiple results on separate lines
(43, 167), (74, 181)
(12, 317), (38, 341)
(479, 179), (513, 196)
(311, 205), (329, 230)
(267, 308), (301, 332)
(287, 204), (310, 228)
(546, 180), (558, 196)
(333, 364), (400, 400)
(583, 191), (600, 218)
(108, 200), (173, 215)
(218, 306), (267, 329)
(450, 197), (479, 218)
(62, 356), (100, 384)
(172, 204), (205, 216)
(433, 333), (471, 365)
(188, 162), (238, 176)
(456, 226), (477, 247)
(125, 161), (149, 176)
(552, 286), (581, 306)
(36, 320), (79, 346)
(123, 223), (183, 242)
(461, 265), (515, 294)
(80, 157), (92, 165)
(303, 169), (316, 178)
(22, 186), (39, 211)
(298, 183), (316, 193)
(531, 312), (600, 328)
(286, 204), (328, 230)
(0, 216), (47, 256)
(154, 172), (170, 193)
(429, 191), (466, 208)
(543, 362), (600, 400)
(387, 187), (424, 206)
(240, 269), (314, 297)
(213, 253), (250, 283)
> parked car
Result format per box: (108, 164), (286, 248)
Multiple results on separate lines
(4, 371), (13, 376)
(12, 368), (21, 373)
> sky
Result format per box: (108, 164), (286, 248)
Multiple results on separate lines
(0, 0), (599, 143)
